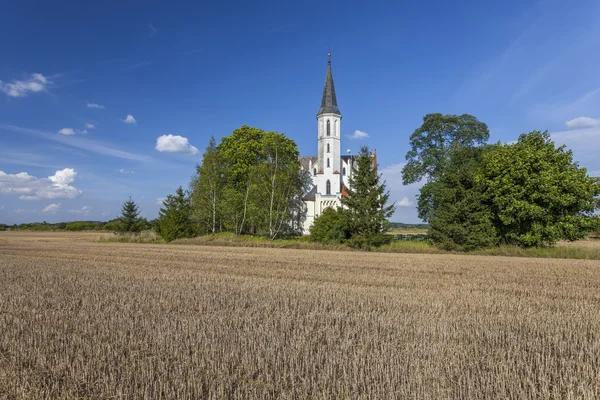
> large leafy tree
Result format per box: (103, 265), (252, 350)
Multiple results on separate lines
(190, 137), (224, 235)
(117, 197), (146, 233)
(217, 125), (264, 235)
(342, 146), (395, 248)
(402, 113), (489, 221)
(480, 131), (600, 247)
(157, 186), (195, 242)
(428, 147), (497, 251)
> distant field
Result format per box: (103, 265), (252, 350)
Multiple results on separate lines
(1, 232), (599, 398)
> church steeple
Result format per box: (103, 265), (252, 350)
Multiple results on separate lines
(317, 51), (341, 117)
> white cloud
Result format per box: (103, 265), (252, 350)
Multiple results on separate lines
(395, 197), (414, 208)
(43, 203), (60, 214)
(0, 73), (51, 97)
(156, 197), (166, 205)
(155, 134), (199, 154)
(119, 168), (135, 174)
(68, 205), (91, 216)
(349, 130), (369, 140)
(565, 116), (600, 129)
(85, 123), (95, 129)
(122, 114), (137, 124)
(0, 168), (82, 200)
(551, 127), (600, 171)
(87, 103), (105, 109)
(101, 211), (110, 217)
(58, 128), (75, 135)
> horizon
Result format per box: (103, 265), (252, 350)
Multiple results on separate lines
(2, 0), (600, 225)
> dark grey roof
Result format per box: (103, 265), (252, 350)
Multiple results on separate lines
(299, 156), (318, 172)
(317, 54), (341, 117)
(302, 186), (317, 202)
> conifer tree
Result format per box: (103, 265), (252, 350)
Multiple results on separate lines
(342, 146), (394, 248)
(117, 197), (145, 233)
(157, 186), (195, 242)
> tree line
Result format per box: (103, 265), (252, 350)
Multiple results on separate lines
(402, 113), (600, 250)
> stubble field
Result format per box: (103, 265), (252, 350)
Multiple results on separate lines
(1, 232), (599, 399)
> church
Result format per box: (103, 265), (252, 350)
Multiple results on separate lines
(299, 54), (356, 234)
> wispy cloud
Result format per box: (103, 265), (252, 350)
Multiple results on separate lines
(85, 122), (96, 129)
(43, 203), (60, 214)
(0, 73), (52, 97)
(122, 114), (137, 124)
(566, 116), (600, 129)
(156, 197), (166, 205)
(155, 134), (199, 154)
(0, 124), (152, 162)
(148, 24), (158, 36)
(348, 130), (369, 140)
(87, 103), (105, 109)
(124, 61), (153, 71)
(68, 205), (91, 216)
(119, 168), (135, 174)
(58, 127), (75, 135)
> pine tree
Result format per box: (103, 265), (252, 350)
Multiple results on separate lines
(157, 186), (195, 242)
(118, 197), (145, 233)
(342, 146), (395, 248)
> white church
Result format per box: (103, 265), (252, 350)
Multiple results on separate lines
(299, 53), (362, 233)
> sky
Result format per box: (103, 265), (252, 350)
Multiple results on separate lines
(1, 0), (600, 224)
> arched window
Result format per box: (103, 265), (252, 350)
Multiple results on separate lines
(334, 119), (338, 137)
(327, 158), (330, 168)
(326, 120), (330, 136)
(313, 168), (317, 176)
(327, 143), (330, 153)
(342, 167), (346, 175)
(326, 180), (331, 195)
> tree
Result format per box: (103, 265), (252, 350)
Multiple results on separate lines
(190, 137), (224, 235)
(402, 113), (489, 221)
(342, 146), (395, 249)
(480, 131), (600, 247)
(157, 186), (195, 242)
(309, 207), (350, 244)
(218, 125), (264, 235)
(117, 197), (145, 233)
(428, 147), (497, 251)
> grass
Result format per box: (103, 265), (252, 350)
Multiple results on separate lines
(98, 231), (600, 260)
(1, 234), (599, 398)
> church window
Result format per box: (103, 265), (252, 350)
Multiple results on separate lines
(343, 167), (346, 175)
(326, 180), (331, 195)
(327, 158), (330, 168)
(334, 120), (338, 136)
(313, 168), (317, 176)
(327, 143), (330, 153)
(327, 120), (330, 136)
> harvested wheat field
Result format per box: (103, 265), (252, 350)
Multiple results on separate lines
(1, 232), (599, 399)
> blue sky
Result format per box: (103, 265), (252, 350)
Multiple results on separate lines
(1, 0), (600, 224)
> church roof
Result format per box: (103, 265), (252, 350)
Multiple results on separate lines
(299, 156), (318, 172)
(317, 53), (341, 117)
(302, 186), (317, 201)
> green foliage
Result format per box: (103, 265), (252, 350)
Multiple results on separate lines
(309, 207), (350, 244)
(402, 113), (489, 185)
(480, 130), (600, 247)
(190, 136), (224, 235)
(190, 126), (307, 239)
(428, 147), (497, 251)
(64, 221), (103, 231)
(342, 146), (395, 249)
(156, 186), (195, 242)
(116, 197), (145, 233)
(0, 223), (7, 231)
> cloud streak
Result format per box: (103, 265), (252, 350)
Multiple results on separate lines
(0, 73), (51, 97)
(87, 103), (105, 109)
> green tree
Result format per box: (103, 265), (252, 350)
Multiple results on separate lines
(190, 136), (224, 235)
(157, 186), (195, 242)
(342, 146), (395, 249)
(402, 113), (489, 221)
(218, 125), (264, 235)
(480, 131), (600, 247)
(117, 197), (145, 233)
(309, 207), (350, 244)
(428, 147), (497, 251)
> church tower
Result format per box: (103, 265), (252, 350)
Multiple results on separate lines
(316, 52), (342, 197)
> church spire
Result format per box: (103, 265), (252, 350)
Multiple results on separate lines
(317, 50), (341, 117)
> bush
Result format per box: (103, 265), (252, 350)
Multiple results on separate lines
(310, 208), (350, 244)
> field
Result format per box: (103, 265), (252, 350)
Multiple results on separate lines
(1, 232), (599, 398)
